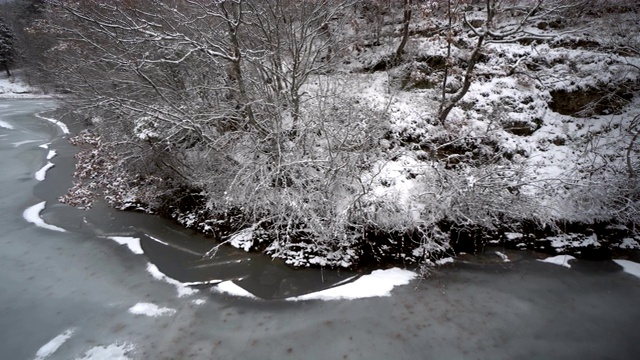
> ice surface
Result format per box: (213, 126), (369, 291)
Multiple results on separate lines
(34, 328), (75, 360)
(538, 255), (576, 268)
(128, 302), (176, 317)
(107, 236), (143, 255)
(23, 202), (66, 232)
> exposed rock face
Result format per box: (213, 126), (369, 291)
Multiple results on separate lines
(549, 85), (634, 117)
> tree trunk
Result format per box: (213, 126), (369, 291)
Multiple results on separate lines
(393, 0), (412, 64)
(438, 34), (485, 124)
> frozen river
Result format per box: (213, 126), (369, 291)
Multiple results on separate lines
(2, 99), (640, 359)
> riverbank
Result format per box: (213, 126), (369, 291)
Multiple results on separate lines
(28, 2), (640, 270)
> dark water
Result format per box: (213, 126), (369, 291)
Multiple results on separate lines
(2, 99), (640, 360)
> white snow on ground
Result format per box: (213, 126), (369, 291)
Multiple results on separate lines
(23, 201), (66, 232)
(505, 233), (524, 241)
(35, 113), (69, 135)
(435, 257), (455, 265)
(35, 162), (55, 181)
(0, 119), (13, 129)
(145, 263), (198, 297)
(192, 299), (207, 305)
(618, 238), (640, 250)
(212, 281), (258, 299)
(73, 343), (135, 360)
(34, 328), (75, 360)
(39, 143), (49, 149)
(0, 74), (50, 99)
(128, 302), (176, 317)
(547, 234), (600, 250)
(495, 251), (511, 262)
(538, 255), (576, 268)
(288, 268), (417, 301)
(229, 228), (254, 252)
(46, 150), (57, 160)
(613, 260), (640, 280)
(107, 236), (143, 255)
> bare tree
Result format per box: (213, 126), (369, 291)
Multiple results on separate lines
(437, 0), (582, 124)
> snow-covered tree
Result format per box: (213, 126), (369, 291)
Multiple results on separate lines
(0, 17), (16, 76)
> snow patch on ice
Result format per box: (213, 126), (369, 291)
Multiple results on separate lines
(146, 234), (169, 246)
(192, 299), (207, 305)
(538, 255), (576, 268)
(0, 119), (13, 129)
(12, 139), (41, 147)
(613, 260), (640, 280)
(288, 268), (417, 301)
(182, 279), (223, 286)
(145, 263), (198, 297)
(36, 112), (69, 134)
(495, 251), (510, 262)
(23, 201), (66, 232)
(212, 281), (258, 299)
(35, 162), (54, 181)
(46, 150), (57, 160)
(107, 236), (143, 255)
(34, 328), (75, 360)
(73, 343), (135, 360)
(128, 302), (176, 317)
